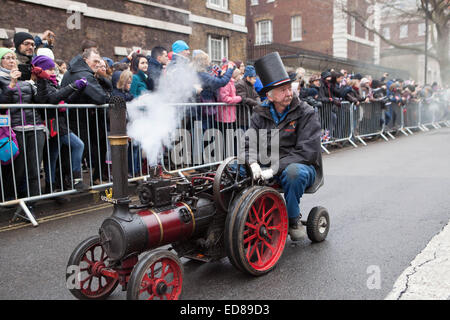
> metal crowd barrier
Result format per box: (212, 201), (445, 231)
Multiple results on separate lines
(403, 101), (422, 134)
(318, 101), (357, 154)
(352, 101), (389, 145)
(383, 103), (406, 138)
(1, 98), (448, 226)
(161, 103), (252, 174)
(0, 104), (111, 225)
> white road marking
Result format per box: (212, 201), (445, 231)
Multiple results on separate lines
(385, 221), (450, 300)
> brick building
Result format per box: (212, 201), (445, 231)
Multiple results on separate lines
(380, 16), (441, 85)
(0, 0), (247, 63)
(247, 0), (379, 64)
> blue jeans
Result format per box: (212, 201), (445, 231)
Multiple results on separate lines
(45, 132), (84, 184)
(128, 141), (141, 176)
(278, 163), (316, 220)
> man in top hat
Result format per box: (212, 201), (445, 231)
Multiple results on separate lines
(242, 52), (322, 241)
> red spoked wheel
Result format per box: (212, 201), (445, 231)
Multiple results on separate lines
(66, 236), (119, 300)
(225, 186), (288, 276)
(127, 250), (183, 300)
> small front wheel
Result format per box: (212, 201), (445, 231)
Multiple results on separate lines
(66, 236), (119, 300)
(127, 250), (184, 300)
(306, 207), (330, 243)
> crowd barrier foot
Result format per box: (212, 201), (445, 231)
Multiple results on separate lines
(405, 128), (414, 135)
(11, 200), (39, 227)
(349, 139), (358, 148)
(386, 131), (396, 140)
(321, 145), (330, 154)
(356, 136), (367, 146)
(380, 133), (389, 142)
(432, 123), (441, 129)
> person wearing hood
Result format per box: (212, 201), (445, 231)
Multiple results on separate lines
(241, 52), (322, 241)
(61, 48), (110, 185)
(32, 55), (89, 192)
(147, 46), (168, 91)
(0, 48), (45, 206)
(317, 70), (341, 138)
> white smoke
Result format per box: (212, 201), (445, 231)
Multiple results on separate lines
(126, 60), (200, 165)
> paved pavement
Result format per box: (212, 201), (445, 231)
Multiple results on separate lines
(0, 127), (449, 300)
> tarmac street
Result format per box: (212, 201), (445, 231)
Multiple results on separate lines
(0, 127), (449, 300)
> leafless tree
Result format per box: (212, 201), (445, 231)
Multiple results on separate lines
(341, 0), (449, 85)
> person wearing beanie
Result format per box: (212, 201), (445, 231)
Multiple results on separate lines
(167, 40), (190, 72)
(36, 48), (55, 61)
(32, 54), (89, 192)
(172, 40), (190, 57)
(13, 32), (36, 81)
(0, 47), (46, 206)
(235, 65), (261, 129)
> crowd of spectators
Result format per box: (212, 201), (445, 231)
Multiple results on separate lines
(0, 29), (448, 214)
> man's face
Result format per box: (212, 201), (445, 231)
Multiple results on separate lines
(85, 52), (102, 73)
(19, 39), (35, 56)
(179, 49), (190, 58)
(246, 76), (256, 85)
(157, 51), (169, 65)
(267, 83), (293, 109)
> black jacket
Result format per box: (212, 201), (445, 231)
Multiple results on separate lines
(235, 78), (261, 127)
(0, 68), (43, 127)
(147, 56), (163, 91)
(61, 55), (109, 105)
(35, 78), (82, 136)
(242, 96), (322, 175)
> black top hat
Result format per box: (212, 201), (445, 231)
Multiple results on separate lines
(254, 52), (294, 95)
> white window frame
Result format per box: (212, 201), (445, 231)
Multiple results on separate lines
(207, 0), (228, 11)
(250, 0), (259, 5)
(255, 19), (273, 45)
(399, 24), (408, 39)
(208, 35), (228, 65)
(418, 23), (426, 36)
(350, 17), (356, 36)
(383, 27), (390, 40)
(291, 15), (302, 41)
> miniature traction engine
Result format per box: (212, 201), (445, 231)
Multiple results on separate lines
(66, 96), (330, 300)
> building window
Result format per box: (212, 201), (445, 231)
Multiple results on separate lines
(350, 17), (356, 36)
(250, 0), (259, 5)
(399, 25), (408, 39)
(207, 0), (228, 11)
(208, 35), (228, 65)
(291, 15), (302, 41)
(418, 23), (426, 36)
(383, 27), (390, 39)
(255, 20), (273, 45)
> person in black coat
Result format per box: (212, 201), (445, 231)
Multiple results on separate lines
(0, 48), (45, 202)
(32, 55), (89, 191)
(61, 48), (110, 184)
(147, 46), (168, 91)
(241, 53), (322, 241)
